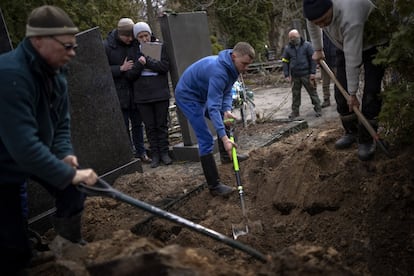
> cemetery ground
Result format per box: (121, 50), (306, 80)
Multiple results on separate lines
(29, 73), (414, 275)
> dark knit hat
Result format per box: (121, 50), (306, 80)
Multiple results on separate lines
(26, 5), (78, 37)
(303, 0), (333, 21)
(117, 18), (134, 36)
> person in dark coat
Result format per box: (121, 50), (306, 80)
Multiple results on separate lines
(0, 5), (98, 273)
(127, 22), (172, 168)
(282, 29), (322, 119)
(103, 18), (151, 163)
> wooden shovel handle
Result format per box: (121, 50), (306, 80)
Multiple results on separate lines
(320, 60), (391, 157)
(319, 60), (380, 141)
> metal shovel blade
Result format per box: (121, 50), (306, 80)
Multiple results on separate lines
(232, 221), (249, 240)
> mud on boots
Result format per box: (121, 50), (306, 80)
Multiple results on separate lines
(200, 153), (234, 197)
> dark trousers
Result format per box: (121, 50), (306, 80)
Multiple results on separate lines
(122, 107), (145, 155)
(291, 75), (321, 113)
(137, 100), (170, 155)
(0, 181), (85, 273)
(334, 47), (384, 120)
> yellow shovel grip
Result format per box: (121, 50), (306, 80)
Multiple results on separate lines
(230, 136), (239, 171)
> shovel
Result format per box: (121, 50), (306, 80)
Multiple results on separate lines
(77, 178), (267, 262)
(319, 60), (391, 157)
(229, 129), (250, 240)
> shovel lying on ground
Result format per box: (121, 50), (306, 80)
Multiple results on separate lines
(319, 60), (391, 157)
(77, 178), (268, 263)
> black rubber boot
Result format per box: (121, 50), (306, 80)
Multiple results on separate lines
(200, 153), (234, 197)
(218, 131), (249, 164)
(335, 114), (358, 149)
(357, 120), (377, 161)
(160, 152), (172, 165)
(51, 212), (86, 245)
(150, 152), (160, 168)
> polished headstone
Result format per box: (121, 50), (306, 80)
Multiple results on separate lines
(67, 27), (141, 177)
(160, 12), (216, 161)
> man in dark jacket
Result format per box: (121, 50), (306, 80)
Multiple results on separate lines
(103, 18), (151, 163)
(0, 5), (98, 273)
(282, 29), (322, 119)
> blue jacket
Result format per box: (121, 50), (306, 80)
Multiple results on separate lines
(175, 49), (238, 138)
(0, 38), (76, 187)
(282, 38), (316, 78)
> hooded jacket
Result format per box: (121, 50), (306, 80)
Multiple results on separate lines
(175, 49), (238, 139)
(0, 38), (76, 187)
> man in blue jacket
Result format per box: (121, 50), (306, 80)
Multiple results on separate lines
(282, 29), (322, 119)
(175, 42), (255, 197)
(0, 5), (97, 272)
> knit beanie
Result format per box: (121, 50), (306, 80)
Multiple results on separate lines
(26, 5), (78, 37)
(133, 22), (152, 38)
(117, 18), (134, 36)
(303, 0), (333, 21)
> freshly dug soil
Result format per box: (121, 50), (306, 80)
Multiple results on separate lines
(29, 120), (414, 276)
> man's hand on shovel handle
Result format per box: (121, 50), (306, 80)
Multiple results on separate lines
(223, 116), (238, 159)
(72, 169), (98, 186)
(222, 136), (237, 161)
(312, 50), (325, 62)
(348, 94), (360, 112)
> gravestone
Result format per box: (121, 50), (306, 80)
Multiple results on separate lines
(28, 27), (142, 232)
(67, 26), (140, 177)
(0, 8), (12, 54)
(159, 12), (217, 161)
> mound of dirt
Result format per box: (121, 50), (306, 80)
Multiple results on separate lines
(29, 121), (414, 275)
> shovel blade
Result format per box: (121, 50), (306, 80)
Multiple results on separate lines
(232, 223), (249, 240)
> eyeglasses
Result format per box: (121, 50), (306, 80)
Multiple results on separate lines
(49, 36), (78, 51)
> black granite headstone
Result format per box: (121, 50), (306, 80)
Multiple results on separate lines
(159, 12), (217, 161)
(0, 8), (12, 54)
(67, 27), (141, 176)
